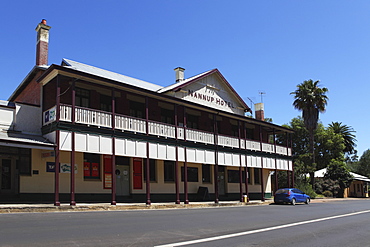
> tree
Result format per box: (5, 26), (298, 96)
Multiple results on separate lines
(354, 149), (370, 177)
(325, 159), (353, 198)
(328, 122), (357, 160)
(291, 80), (328, 185)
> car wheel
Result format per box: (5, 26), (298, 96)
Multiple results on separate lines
(291, 198), (296, 206)
(305, 198), (310, 204)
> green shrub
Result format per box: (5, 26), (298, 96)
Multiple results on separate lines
(322, 190), (333, 197)
(295, 181), (317, 199)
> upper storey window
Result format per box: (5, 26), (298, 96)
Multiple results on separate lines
(76, 88), (90, 108)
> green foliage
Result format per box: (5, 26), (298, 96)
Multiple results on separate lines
(325, 159), (353, 198)
(322, 190), (333, 197)
(328, 122), (357, 155)
(314, 178), (340, 196)
(291, 79), (329, 132)
(353, 149), (370, 178)
(295, 180), (317, 199)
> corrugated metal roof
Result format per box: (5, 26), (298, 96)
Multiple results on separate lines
(0, 131), (54, 148)
(313, 168), (370, 182)
(62, 59), (163, 92)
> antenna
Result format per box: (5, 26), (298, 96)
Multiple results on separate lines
(247, 97), (255, 106)
(258, 91), (266, 103)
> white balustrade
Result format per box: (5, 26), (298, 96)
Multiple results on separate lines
(115, 115), (146, 133)
(75, 107), (112, 128)
(262, 143), (274, 153)
(59, 105), (72, 122)
(148, 122), (176, 138)
(45, 104), (294, 157)
(186, 129), (214, 144)
(246, 140), (261, 151)
(276, 146), (287, 155)
(218, 135), (239, 148)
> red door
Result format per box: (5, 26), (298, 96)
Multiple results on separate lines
(133, 158), (143, 189)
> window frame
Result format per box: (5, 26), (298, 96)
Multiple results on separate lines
(164, 161), (175, 182)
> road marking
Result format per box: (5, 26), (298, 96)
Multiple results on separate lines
(155, 209), (370, 247)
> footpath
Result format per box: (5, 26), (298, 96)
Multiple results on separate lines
(0, 197), (364, 214)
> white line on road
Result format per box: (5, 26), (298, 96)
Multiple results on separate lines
(155, 209), (370, 247)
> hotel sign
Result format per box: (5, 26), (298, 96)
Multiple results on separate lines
(178, 76), (245, 115)
(44, 106), (56, 125)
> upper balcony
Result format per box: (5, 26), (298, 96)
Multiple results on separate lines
(43, 104), (292, 156)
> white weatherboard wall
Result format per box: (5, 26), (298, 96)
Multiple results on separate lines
(57, 131), (292, 170)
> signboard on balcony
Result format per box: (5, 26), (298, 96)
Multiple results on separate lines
(44, 106), (56, 125)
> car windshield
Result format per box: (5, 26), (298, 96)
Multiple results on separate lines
(275, 189), (289, 194)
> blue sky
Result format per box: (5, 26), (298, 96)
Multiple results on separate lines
(1, 1), (369, 157)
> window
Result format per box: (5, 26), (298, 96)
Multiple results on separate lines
(247, 168), (251, 184)
(202, 164), (211, 183)
(143, 159), (156, 182)
(84, 153), (100, 180)
(161, 108), (174, 125)
(76, 88), (90, 108)
(100, 94), (112, 112)
(227, 170), (245, 183)
(246, 128), (254, 140)
(129, 100), (145, 118)
(18, 148), (31, 175)
(164, 161), (175, 182)
(254, 168), (261, 185)
(181, 167), (199, 182)
(187, 114), (198, 129)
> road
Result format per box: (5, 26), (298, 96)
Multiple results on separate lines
(1, 199), (370, 246)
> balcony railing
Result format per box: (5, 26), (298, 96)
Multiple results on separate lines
(45, 105), (292, 156)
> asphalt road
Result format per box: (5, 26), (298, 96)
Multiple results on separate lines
(1, 199), (370, 246)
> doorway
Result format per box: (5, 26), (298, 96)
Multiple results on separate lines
(0, 158), (18, 195)
(218, 166), (226, 195)
(115, 156), (130, 196)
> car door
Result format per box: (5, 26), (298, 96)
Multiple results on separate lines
(292, 189), (303, 202)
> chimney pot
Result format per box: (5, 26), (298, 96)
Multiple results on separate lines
(35, 20), (51, 66)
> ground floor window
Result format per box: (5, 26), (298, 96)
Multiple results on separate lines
(254, 168), (261, 185)
(247, 167), (252, 184)
(84, 153), (100, 180)
(181, 166), (198, 182)
(164, 161), (175, 182)
(144, 159), (156, 182)
(202, 164), (211, 183)
(227, 169), (245, 183)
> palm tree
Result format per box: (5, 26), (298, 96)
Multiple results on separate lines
(328, 122), (357, 156)
(291, 80), (328, 185)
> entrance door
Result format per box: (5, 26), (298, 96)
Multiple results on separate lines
(0, 158), (17, 195)
(218, 166), (226, 195)
(116, 165), (130, 196)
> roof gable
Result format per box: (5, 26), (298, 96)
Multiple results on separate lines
(159, 69), (251, 115)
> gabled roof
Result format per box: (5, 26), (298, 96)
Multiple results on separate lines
(157, 68), (251, 112)
(313, 168), (370, 182)
(62, 59), (163, 92)
(8, 65), (48, 102)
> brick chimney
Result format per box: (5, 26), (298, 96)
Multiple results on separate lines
(254, 103), (264, 121)
(35, 19), (51, 66)
(174, 67), (185, 82)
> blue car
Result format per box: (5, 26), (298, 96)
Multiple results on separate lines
(274, 188), (310, 205)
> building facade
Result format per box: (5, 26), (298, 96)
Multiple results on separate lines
(1, 20), (294, 205)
